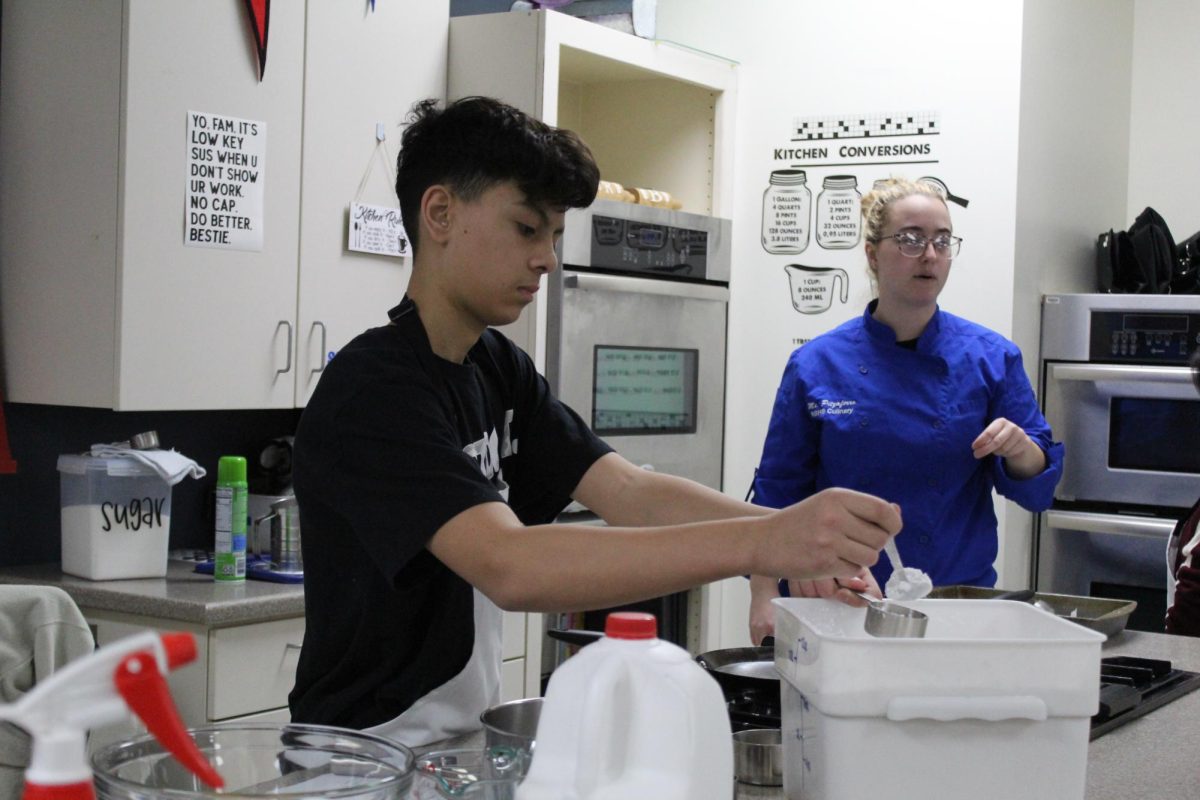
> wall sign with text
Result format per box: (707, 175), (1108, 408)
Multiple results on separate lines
(759, 109), (969, 329)
(184, 110), (266, 251)
(348, 202), (408, 258)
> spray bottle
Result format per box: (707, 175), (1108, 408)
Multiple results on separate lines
(214, 455), (248, 581)
(0, 631), (223, 800)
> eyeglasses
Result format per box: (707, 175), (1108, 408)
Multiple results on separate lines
(878, 231), (962, 258)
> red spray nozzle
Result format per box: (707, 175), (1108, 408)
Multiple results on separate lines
(113, 645), (224, 790)
(21, 782), (96, 800)
(160, 632), (197, 671)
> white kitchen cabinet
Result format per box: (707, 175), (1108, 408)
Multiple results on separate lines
(83, 608), (305, 754)
(0, 0), (447, 410)
(500, 608), (543, 702)
(293, 0), (448, 406)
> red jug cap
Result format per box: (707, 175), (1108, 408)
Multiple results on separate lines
(604, 612), (657, 640)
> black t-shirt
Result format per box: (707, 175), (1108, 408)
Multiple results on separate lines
(288, 297), (612, 729)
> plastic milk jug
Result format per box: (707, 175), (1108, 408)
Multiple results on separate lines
(516, 611), (733, 800)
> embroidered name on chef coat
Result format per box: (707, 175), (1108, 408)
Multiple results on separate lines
(808, 399), (857, 418)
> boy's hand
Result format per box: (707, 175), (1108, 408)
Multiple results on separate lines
(752, 489), (901, 581)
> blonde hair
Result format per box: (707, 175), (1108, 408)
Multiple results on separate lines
(860, 178), (948, 244)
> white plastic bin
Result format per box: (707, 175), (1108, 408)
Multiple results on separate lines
(57, 453), (172, 580)
(773, 598), (1104, 800)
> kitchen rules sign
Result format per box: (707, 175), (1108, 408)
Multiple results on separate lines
(185, 111), (266, 251)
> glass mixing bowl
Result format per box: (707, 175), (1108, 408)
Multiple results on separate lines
(91, 723), (415, 799)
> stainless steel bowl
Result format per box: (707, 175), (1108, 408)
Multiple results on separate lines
(480, 697), (541, 755)
(732, 728), (783, 786)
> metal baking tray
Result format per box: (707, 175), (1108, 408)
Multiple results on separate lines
(928, 585), (1138, 638)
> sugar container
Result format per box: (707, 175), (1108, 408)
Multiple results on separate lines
(57, 453), (173, 580)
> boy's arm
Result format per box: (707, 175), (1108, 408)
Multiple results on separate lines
(572, 452), (771, 527)
(426, 453), (900, 613)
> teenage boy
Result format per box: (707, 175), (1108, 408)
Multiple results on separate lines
(288, 96), (901, 747)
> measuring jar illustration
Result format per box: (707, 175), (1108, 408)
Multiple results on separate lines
(784, 264), (849, 314)
(816, 175), (862, 250)
(762, 169), (812, 254)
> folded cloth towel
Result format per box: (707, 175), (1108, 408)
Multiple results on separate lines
(89, 443), (207, 486)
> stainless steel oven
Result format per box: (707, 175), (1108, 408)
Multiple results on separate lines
(545, 199), (732, 492)
(539, 201), (731, 670)
(1036, 293), (1200, 631)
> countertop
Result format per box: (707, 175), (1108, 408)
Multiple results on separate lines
(0, 561), (304, 626)
(3, 564), (1196, 797)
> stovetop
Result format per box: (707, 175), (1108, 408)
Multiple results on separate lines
(1091, 655), (1200, 739)
(724, 655), (1200, 737)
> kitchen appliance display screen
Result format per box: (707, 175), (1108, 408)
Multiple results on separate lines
(592, 346), (698, 435)
(1109, 397), (1200, 473)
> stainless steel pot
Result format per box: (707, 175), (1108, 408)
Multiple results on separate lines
(251, 495), (302, 573)
(732, 728), (783, 786)
(480, 697), (541, 755)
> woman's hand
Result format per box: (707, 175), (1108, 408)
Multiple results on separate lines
(749, 575), (781, 645)
(794, 567), (882, 606)
(972, 417), (1046, 479)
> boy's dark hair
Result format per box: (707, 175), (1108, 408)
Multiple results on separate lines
(396, 96), (600, 255)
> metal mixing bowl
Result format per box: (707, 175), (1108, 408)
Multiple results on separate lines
(732, 728), (783, 786)
(480, 697), (541, 755)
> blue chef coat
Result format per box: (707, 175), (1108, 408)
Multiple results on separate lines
(751, 302), (1064, 588)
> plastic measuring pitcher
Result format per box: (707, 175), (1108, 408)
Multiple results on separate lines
(516, 612), (733, 800)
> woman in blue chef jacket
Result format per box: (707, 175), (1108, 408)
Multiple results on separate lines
(747, 177), (1064, 644)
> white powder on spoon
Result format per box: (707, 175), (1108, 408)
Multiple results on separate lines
(885, 567), (934, 601)
(882, 537), (933, 601)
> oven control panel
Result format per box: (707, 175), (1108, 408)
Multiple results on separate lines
(589, 215), (710, 278)
(1090, 310), (1200, 364)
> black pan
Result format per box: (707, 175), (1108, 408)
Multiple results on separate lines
(695, 636), (779, 703)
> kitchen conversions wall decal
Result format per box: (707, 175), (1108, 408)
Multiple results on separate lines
(758, 109), (954, 325)
(185, 110), (266, 251)
(785, 264), (849, 314)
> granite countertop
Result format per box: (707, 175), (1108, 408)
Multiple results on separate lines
(0, 561), (305, 626)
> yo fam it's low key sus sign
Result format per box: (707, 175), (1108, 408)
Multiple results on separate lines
(185, 110), (266, 251)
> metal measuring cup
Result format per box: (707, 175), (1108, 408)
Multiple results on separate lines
(854, 591), (929, 638)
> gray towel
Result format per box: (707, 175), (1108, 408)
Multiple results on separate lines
(0, 585), (95, 796)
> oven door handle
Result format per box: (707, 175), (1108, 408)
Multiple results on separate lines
(564, 273), (730, 303)
(1044, 509), (1178, 540)
(1048, 363), (1193, 385)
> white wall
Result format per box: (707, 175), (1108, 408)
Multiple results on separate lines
(660, 0), (1029, 647)
(1010, 0), (1134, 589)
(1128, 0), (1200, 229)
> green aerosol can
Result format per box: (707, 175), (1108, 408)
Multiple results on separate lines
(213, 456), (248, 581)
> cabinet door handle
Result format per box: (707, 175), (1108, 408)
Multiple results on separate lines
(275, 320), (293, 376)
(310, 321), (327, 375)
